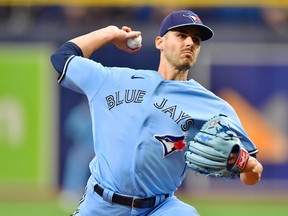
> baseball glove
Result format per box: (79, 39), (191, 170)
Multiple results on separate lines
(185, 114), (250, 178)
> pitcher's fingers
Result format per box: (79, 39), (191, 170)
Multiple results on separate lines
(121, 26), (131, 33)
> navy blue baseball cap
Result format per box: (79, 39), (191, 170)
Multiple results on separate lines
(159, 10), (214, 41)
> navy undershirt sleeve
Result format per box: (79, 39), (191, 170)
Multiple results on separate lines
(50, 41), (83, 74)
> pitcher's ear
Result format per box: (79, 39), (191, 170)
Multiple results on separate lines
(155, 36), (164, 50)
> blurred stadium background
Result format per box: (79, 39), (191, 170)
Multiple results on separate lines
(0, 0), (288, 215)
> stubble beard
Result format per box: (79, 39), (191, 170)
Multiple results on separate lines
(166, 52), (194, 72)
(178, 58), (193, 71)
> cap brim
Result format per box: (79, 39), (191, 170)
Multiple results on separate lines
(167, 23), (214, 41)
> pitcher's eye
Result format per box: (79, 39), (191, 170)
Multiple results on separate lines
(177, 33), (188, 39)
(192, 36), (201, 45)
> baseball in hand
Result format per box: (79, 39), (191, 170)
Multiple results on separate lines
(127, 35), (142, 49)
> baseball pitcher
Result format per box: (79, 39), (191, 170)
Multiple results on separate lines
(51, 10), (263, 216)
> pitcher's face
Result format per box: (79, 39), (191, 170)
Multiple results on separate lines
(161, 27), (201, 71)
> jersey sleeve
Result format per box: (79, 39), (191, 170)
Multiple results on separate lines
(50, 42), (84, 76)
(60, 56), (109, 101)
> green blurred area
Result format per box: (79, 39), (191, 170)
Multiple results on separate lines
(0, 200), (68, 216)
(0, 44), (56, 188)
(192, 199), (288, 216)
(0, 49), (40, 183)
(0, 197), (287, 216)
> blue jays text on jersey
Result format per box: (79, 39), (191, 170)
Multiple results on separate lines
(106, 89), (194, 132)
(154, 97), (194, 131)
(105, 89), (147, 110)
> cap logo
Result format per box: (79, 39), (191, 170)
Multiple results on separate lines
(183, 13), (202, 24)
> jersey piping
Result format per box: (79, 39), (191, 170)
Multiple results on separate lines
(57, 55), (75, 83)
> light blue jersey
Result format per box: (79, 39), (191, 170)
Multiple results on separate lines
(60, 56), (257, 215)
(62, 57), (256, 196)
